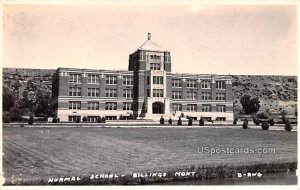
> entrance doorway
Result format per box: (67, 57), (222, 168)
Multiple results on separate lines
(152, 102), (164, 114)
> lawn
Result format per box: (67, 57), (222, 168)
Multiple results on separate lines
(2, 127), (297, 184)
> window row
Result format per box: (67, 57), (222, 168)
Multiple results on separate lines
(69, 101), (132, 110)
(68, 74), (133, 86)
(171, 79), (226, 89)
(171, 104), (226, 112)
(69, 88), (133, 98)
(172, 91), (226, 100)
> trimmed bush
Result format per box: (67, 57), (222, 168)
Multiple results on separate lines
(97, 116), (102, 123)
(82, 116), (87, 122)
(261, 122), (269, 130)
(129, 113), (133, 120)
(254, 118), (260, 126)
(233, 118), (237, 125)
(101, 116), (106, 123)
(52, 117), (58, 123)
(119, 114), (123, 120)
(177, 117), (182, 125)
(284, 119), (292, 131)
(199, 117), (204, 126)
(76, 117), (80, 123)
(267, 118), (274, 126)
(3, 116), (10, 123)
(242, 119), (248, 129)
(160, 116), (165, 125)
(57, 118), (60, 122)
(28, 115), (34, 125)
(168, 118), (172, 125)
(181, 113), (184, 118)
(188, 117), (193, 126)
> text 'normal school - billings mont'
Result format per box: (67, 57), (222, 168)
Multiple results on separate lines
(51, 33), (234, 122)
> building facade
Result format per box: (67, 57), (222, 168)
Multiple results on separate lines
(52, 33), (234, 122)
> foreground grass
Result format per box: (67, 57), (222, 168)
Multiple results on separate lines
(3, 127), (297, 185)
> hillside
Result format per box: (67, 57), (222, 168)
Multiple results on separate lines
(2, 68), (297, 117)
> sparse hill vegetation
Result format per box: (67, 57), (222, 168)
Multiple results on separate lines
(231, 75), (297, 116)
(2, 68), (297, 120)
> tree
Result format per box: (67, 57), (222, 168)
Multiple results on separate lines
(188, 117), (193, 126)
(168, 118), (172, 125)
(240, 95), (260, 114)
(34, 89), (51, 117)
(160, 116), (165, 125)
(9, 101), (23, 122)
(199, 117), (204, 126)
(3, 88), (15, 112)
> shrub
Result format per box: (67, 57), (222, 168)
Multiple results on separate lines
(76, 117), (80, 123)
(256, 112), (269, 120)
(181, 113), (184, 118)
(168, 118), (172, 125)
(284, 119), (292, 131)
(52, 117), (58, 123)
(199, 117), (204, 126)
(57, 118), (60, 122)
(119, 114), (123, 120)
(82, 116), (87, 122)
(177, 117), (182, 125)
(188, 117), (193, 126)
(3, 116), (10, 123)
(254, 118), (260, 126)
(97, 116), (102, 123)
(160, 116), (165, 125)
(242, 119), (248, 129)
(129, 113), (133, 120)
(233, 118), (237, 125)
(101, 116), (106, 123)
(28, 115), (34, 125)
(261, 122), (269, 130)
(267, 118), (274, 126)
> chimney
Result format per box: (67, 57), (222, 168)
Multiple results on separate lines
(148, 33), (151, 40)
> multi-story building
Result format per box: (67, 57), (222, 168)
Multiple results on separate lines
(52, 33), (234, 122)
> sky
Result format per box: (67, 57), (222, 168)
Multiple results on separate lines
(2, 3), (297, 75)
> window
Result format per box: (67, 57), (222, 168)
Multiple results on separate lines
(216, 81), (226, 89)
(216, 93), (225, 101)
(153, 76), (163, 84)
(187, 79), (197, 88)
(202, 104), (211, 112)
(201, 80), (211, 89)
(123, 76), (133, 86)
(105, 75), (117, 85)
(87, 74), (99, 84)
(88, 88), (99, 97)
(69, 73), (82, 83)
(69, 101), (81, 110)
(187, 104), (197, 112)
(217, 105), (226, 112)
(150, 63), (161, 70)
(150, 55), (161, 60)
(105, 89), (117, 97)
(123, 89), (133, 98)
(87, 102), (99, 110)
(187, 92), (197, 100)
(87, 116), (99, 122)
(202, 92), (211, 100)
(69, 87), (81, 96)
(153, 89), (163, 97)
(172, 104), (182, 112)
(123, 102), (132, 110)
(172, 91), (182, 99)
(147, 89), (150, 97)
(172, 79), (182, 87)
(105, 102), (117, 110)
(69, 116), (80, 122)
(147, 76), (150, 85)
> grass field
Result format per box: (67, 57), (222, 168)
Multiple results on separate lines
(3, 126), (297, 184)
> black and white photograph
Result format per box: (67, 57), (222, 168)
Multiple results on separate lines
(1, 0), (298, 188)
